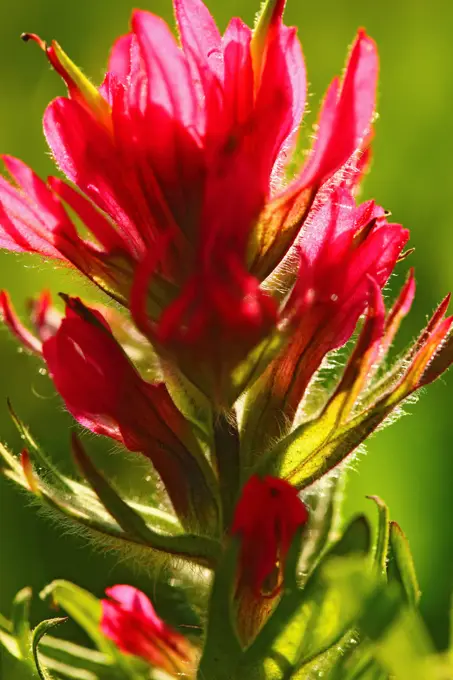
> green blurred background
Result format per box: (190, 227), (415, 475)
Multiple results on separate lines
(0, 0), (452, 675)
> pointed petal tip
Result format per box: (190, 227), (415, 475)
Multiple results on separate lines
(355, 27), (377, 50)
(21, 32), (47, 50)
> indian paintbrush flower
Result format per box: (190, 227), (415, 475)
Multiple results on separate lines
(0, 1), (452, 676)
(101, 584), (194, 674)
(230, 474), (308, 644)
(232, 474), (309, 597)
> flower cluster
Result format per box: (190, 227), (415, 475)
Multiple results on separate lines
(0, 0), (452, 675)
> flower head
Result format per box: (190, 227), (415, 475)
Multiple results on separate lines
(101, 585), (193, 673)
(0, 0), (378, 399)
(232, 475), (308, 596)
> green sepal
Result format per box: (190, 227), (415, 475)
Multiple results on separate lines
(71, 434), (220, 566)
(197, 539), (243, 680)
(367, 496), (390, 576)
(387, 521), (421, 606)
(32, 617), (67, 680)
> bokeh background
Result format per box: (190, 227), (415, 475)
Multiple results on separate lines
(0, 0), (452, 676)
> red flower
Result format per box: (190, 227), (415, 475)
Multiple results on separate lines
(242, 186), (409, 454)
(0, 0), (378, 396)
(101, 585), (192, 673)
(281, 186), (409, 414)
(231, 475), (308, 596)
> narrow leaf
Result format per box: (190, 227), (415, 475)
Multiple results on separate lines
(12, 587), (32, 660)
(0, 628), (21, 659)
(39, 636), (110, 674)
(388, 522), (421, 606)
(39, 582), (112, 659)
(32, 617), (67, 680)
(71, 434), (220, 565)
(367, 495), (390, 575)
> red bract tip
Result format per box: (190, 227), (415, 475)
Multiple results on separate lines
(232, 475), (308, 597)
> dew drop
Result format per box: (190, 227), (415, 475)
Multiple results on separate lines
(38, 368), (47, 376)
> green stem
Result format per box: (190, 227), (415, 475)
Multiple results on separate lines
(213, 410), (241, 531)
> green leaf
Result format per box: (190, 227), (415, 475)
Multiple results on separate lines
(298, 473), (347, 578)
(367, 496), (390, 576)
(387, 522), (421, 606)
(35, 657), (98, 680)
(197, 539), (243, 680)
(39, 636), (111, 678)
(359, 586), (434, 680)
(0, 628), (21, 660)
(326, 642), (385, 680)
(12, 587), (32, 660)
(32, 618), (67, 680)
(71, 434), (220, 566)
(161, 361), (214, 445)
(39, 582), (113, 660)
(255, 337), (436, 488)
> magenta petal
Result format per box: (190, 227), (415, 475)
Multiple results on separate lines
(175, 0), (223, 79)
(108, 34), (134, 80)
(106, 585), (161, 625)
(298, 30), (378, 189)
(221, 18), (254, 131)
(132, 10), (198, 130)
